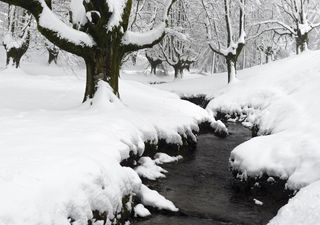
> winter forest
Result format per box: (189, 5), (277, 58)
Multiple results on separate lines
(0, 0), (320, 224)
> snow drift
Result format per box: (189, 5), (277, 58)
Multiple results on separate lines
(206, 50), (320, 224)
(0, 66), (217, 225)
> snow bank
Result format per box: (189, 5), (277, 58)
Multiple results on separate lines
(268, 180), (320, 225)
(0, 65), (209, 225)
(206, 51), (320, 224)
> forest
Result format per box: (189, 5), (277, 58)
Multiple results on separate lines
(0, 0), (319, 225)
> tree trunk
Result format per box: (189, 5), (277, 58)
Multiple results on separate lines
(226, 57), (236, 83)
(151, 65), (157, 75)
(174, 66), (183, 79)
(83, 47), (121, 102)
(47, 46), (59, 64)
(296, 33), (308, 54)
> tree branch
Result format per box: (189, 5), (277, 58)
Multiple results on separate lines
(0, 0), (95, 57)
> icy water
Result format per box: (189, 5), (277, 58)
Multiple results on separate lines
(134, 124), (289, 225)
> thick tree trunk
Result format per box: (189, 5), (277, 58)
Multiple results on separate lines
(83, 49), (121, 102)
(226, 57), (236, 83)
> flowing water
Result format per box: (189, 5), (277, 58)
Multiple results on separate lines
(133, 124), (289, 225)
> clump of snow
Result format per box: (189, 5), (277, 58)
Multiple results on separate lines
(70, 0), (88, 29)
(122, 23), (166, 46)
(135, 157), (167, 180)
(137, 185), (178, 212)
(134, 204), (151, 218)
(154, 153), (183, 164)
(253, 199), (263, 206)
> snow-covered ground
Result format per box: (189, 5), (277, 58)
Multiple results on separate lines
(122, 69), (227, 98)
(0, 63), (218, 225)
(205, 50), (320, 225)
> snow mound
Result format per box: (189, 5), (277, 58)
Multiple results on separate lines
(207, 51), (320, 189)
(138, 185), (178, 212)
(154, 153), (183, 164)
(135, 157), (168, 180)
(206, 51), (320, 224)
(0, 66), (208, 225)
(268, 180), (320, 225)
(134, 204), (151, 218)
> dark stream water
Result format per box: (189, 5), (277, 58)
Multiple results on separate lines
(134, 124), (288, 225)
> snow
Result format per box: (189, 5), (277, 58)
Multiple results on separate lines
(138, 72), (228, 98)
(122, 23), (166, 47)
(0, 62), (209, 224)
(39, 0), (95, 47)
(134, 204), (151, 218)
(205, 50), (320, 224)
(135, 157), (168, 180)
(154, 153), (183, 164)
(253, 199), (263, 206)
(268, 180), (320, 225)
(70, 0), (87, 28)
(137, 184), (178, 212)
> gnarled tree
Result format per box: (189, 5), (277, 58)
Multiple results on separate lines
(0, 0), (176, 102)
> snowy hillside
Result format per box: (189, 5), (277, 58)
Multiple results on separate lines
(206, 50), (320, 225)
(0, 65), (220, 225)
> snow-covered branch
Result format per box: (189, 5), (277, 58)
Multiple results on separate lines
(0, 0), (95, 57)
(121, 0), (177, 52)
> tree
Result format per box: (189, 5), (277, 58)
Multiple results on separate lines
(255, 0), (320, 54)
(202, 0), (246, 83)
(145, 51), (162, 75)
(0, 0), (176, 102)
(2, 5), (32, 68)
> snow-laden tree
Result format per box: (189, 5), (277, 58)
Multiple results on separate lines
(202, 0), (246, 83)
(0, 0), (176, 102)
(2, 5), (32, 68)
(255, 0), (320, 54)
(156, 0), (199, 79)
(145, 50), (162, 75)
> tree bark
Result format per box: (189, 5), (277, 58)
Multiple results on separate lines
(226, 57), (236, 83)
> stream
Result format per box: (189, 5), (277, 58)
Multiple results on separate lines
(133, 124), (289, 225)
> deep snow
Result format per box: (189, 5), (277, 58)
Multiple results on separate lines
(0, 63), (220, 225)
(204, 50), (320, 225)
